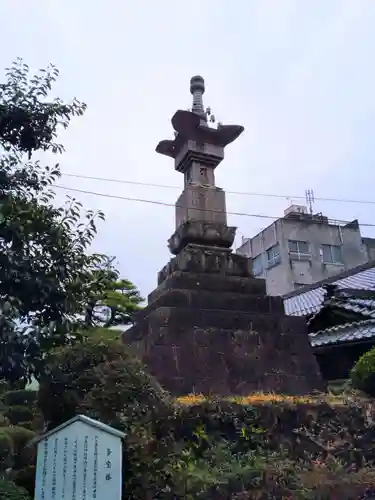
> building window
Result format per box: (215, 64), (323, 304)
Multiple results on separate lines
(322, 244), (343, 264)
(252, 254), (263, 276)
(288, 240), (310, 256)
(267, 244), (281, 268)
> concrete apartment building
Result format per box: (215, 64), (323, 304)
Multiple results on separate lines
(236, 204), (375, 296)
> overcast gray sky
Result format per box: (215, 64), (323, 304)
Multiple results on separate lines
(2, 0), (375, 297)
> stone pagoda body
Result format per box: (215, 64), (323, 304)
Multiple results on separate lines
(124, 76), (324, 395)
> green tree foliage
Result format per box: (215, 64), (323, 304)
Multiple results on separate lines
(351, 346), (375, 397)
(83, 256), (143, 329)
(0, 57), (85, 157)
(80, 327), (122, 343)
(0, 58), (101, 384)
(0, 59), (142, 385)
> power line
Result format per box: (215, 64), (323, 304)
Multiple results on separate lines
(54, 184), (375, 228)
(60, 172), (375, 206)
(54, 185), (277, 220)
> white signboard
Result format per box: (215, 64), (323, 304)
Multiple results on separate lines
(33, 415), (125, 500)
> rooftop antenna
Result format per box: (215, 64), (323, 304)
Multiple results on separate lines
(305, 189), (315, 215)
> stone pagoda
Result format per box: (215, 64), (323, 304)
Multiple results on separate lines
(124, 76), (324, 395)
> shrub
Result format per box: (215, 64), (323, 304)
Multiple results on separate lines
(167, 441), (283, 499)
(83, 327), (122, 343)
(0, 427), (36, 470)
(0, 413), (10, 426)
(3, 391), (37, 407)
(0, 478), (30, 499)
(15, 422), (34, 431)
(4, 407), (34, 426)
(13, 466), (36, 498)
(0, 381), (10, 395)
(79, 358), (170, 425)
(351, 346), (375, 397)
(295, 460), (375, 498)
(0, 431), (13, 471)
(38, 339), (169, 429)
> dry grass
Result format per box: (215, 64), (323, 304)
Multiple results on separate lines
(175, 391), (365, 407)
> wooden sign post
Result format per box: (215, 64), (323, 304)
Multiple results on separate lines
(31, 415), (126, 500)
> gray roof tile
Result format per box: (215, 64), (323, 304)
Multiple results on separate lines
(284, 265), (375, 316)
(310, 319), (375, 347)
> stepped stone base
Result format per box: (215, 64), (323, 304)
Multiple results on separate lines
(123, 245), (325, 396)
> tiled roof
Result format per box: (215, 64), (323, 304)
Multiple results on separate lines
(310, 319), (375, 347)
(307, 290), (375, 320)
(284, 262), (375, 316)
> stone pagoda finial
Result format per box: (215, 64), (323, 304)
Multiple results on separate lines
(155, 76), (244, 255)
(190, 75), (206, 119)
(155, 76), (244, 165)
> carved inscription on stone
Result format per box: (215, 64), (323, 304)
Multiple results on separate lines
(190, 189), (201, 207)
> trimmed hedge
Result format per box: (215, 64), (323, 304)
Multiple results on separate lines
(0, 413), (10, 426)
(3, 391), (37, 407)
(11, 395), (375, 499)
(4, 406), (34, 426)
(38, 339), (169, 429)
(0, 427), (36, 470)
(14, 421), (34, 431)
(351, 346), (375, 397)
(13, 466), (35, 498)
(0, 430), (13, 471)
(0, 381), (10, 395)
(0, 478), (30, 499)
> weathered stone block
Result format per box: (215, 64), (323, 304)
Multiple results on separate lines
(158, 243), (252, 284)
(149, 271), (267, 302)
(175, 186), (228, 230)
(125, 305), (325, 396)
(140, 288), (284, 315)
(168, 221), (236, 255)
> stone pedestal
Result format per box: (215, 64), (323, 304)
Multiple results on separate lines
(167, 223), (236, 255)
(124, 245), (325, 396)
